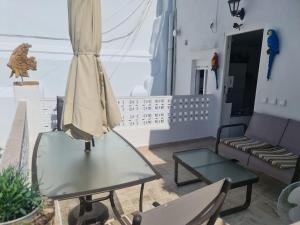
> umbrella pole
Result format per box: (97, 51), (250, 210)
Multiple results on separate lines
(84, 138), (95, 152)
(84, 139), (93, 210)
(85, 141), (91, 152)
(68, 196), (109, 225)
(68, 137), (110, 225)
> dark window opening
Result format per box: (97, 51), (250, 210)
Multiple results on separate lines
(195, 69), (206, 95)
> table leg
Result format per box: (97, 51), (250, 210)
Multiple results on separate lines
(79, 197), (85, 216)
(220, 184), (253, 217)
(109, 184), (145, 225)
(109, 191), (127, 225)
(174, 160), (202, 186)
(85, 195), (92, 212)
(139, 183), (145, 212)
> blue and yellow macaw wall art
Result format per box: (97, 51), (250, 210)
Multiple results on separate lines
(267, 29), (280, 80)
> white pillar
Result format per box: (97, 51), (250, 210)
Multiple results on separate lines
(13, 84), (42, 169)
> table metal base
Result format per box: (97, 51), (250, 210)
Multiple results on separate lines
(174, 159), (256, 217)
(67, 184), (145, 225)
(220, 184), (252, 216)
(68, 198), (109, 225)
(174, 160), (202, 186)
(109, 184), (145, 225)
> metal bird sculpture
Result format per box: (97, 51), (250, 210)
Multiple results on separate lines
(211, 52), (219, 89)
(7, 43), (37, 84)
(267, 29), (280, 80)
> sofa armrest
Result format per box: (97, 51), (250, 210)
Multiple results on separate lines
(215, 123), (248, 154)
(292, 156), (300, 183)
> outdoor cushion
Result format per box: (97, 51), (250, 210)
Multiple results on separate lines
(245, 112), (288, 146)
(218, 143), (250, 165)
(248, 155), (295, 184)
(251, 147), (298, 169)
(279, 119), (300, 156)
(221, 136), (272, 153)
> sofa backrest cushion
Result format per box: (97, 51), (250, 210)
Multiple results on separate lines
(245, 112), (288, 146)
(279, 119), (300, 156)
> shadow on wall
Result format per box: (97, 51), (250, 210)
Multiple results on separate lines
(148, 95), (218, 147)
(149, 0), (174, 96)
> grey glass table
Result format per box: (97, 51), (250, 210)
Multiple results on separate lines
(173, 148), (259, 216)
(32, 131), (160, 225)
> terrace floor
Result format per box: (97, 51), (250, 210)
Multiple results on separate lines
(57, 137), (285, 225)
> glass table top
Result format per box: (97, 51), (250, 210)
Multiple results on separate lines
(32, 131), (159, 200)
(195, 161), (258, 185)
(173, 148), (227, 168)
(174, 148), (258, 186)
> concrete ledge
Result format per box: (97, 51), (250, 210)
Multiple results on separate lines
(0, 102), (27, 170)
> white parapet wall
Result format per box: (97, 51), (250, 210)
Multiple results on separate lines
(0, 102), (28, 172)
(40, 95), (218, 147)
(0, 97), (17, 151)
(13, 84), (42, 170)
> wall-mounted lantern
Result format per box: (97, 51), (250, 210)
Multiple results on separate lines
(228, 0), (245, 20)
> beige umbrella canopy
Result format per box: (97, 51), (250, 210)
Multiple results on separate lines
(63, 0), (121, 140)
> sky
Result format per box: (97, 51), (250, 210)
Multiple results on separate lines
(0, 0), (157, 97)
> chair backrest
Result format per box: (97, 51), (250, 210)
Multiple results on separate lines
(187, 179), (231, 225)
(56, 96), (64, 131)
(279, 119), (300, 156)
(188, 193), (226, 225)
(132, 178), (231, 225)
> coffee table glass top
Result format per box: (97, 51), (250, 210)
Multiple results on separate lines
(195, 161), (258, 185)
(174, 148), (258, 186)
(33, 131), (159, 200)
(173, 148), (227, 168)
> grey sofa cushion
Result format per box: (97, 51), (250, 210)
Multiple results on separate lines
(248, 155), (294, 184)
(245, 112), (288, 146)
(279, 119), (300, 156)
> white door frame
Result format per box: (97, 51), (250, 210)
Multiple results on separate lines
(220, 26), (267, 125)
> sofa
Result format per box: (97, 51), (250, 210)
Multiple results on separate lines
(216, 112), (300, 184)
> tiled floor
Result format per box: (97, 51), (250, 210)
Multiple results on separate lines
(57, 137), (286, 225)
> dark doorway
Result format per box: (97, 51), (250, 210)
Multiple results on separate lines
(226, 30), (263, 116)
(195, 69), (206, 95)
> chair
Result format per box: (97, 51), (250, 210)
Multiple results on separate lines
(54, 96), (95, 147)
(55, 96), (64, 131)
(128, 179), (231, 225)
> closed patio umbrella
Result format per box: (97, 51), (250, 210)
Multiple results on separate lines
(63, 0), (121, 141)
(61, 1), (122, 223)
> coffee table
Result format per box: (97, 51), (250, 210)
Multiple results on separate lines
(32, 131), (160, 225)
(173, 148), (259, 216)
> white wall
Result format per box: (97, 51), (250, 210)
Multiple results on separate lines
(39, 95), (218, 147)
(0, 98), (17, 148)
(175, 0), (300, 123)
(0, 0), (164, 97)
